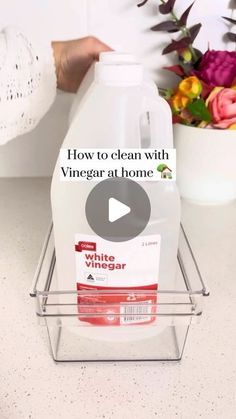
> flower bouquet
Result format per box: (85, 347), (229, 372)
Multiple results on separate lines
(138, 0), (236, 204)
(138, 0), (236, 130)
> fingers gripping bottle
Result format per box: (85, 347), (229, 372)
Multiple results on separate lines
(51, 53), (180, 332)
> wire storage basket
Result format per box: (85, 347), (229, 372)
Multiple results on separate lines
(30, 224), (208, 362)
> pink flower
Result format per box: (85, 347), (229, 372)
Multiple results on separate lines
(194, 50), (236, 87)
(206, 87), (236, 129)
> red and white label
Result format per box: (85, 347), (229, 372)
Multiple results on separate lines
(75, 234), (161, 325)
(75, 241), (96, 252)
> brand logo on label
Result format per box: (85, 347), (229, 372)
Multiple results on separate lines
(75, 241), (97, 252)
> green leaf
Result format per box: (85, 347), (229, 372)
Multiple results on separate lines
(158, 87), (174, 99)
(187, 99), (212, 122)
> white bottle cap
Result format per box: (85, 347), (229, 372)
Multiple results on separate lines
(95, 62), (143, 86)
(99, 51), (137, 64)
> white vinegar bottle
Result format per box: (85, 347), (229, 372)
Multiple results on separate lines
(51, 57), (180, 334)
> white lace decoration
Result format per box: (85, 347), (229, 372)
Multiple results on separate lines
(0, 27), (57, 145)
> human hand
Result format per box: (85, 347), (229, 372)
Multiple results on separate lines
(52, 36), (112, 93)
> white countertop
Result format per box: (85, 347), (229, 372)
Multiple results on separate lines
(0, 178), (235, 419)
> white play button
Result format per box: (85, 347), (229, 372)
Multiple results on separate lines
(85, 178), (151, 241)
(108, 197), (131, 223)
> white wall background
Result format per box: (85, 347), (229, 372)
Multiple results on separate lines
(0, 0), (234, 177)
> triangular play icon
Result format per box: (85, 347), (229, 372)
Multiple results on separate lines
(108, 198), (131, 223)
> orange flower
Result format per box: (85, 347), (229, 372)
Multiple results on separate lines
(178, 76), (202, 99)
(171, 91), (190, 112)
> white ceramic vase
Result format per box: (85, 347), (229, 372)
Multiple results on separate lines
(173, 123), (236, 205)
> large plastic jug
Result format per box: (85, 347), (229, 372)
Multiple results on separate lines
(51, 56), (180, 333)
